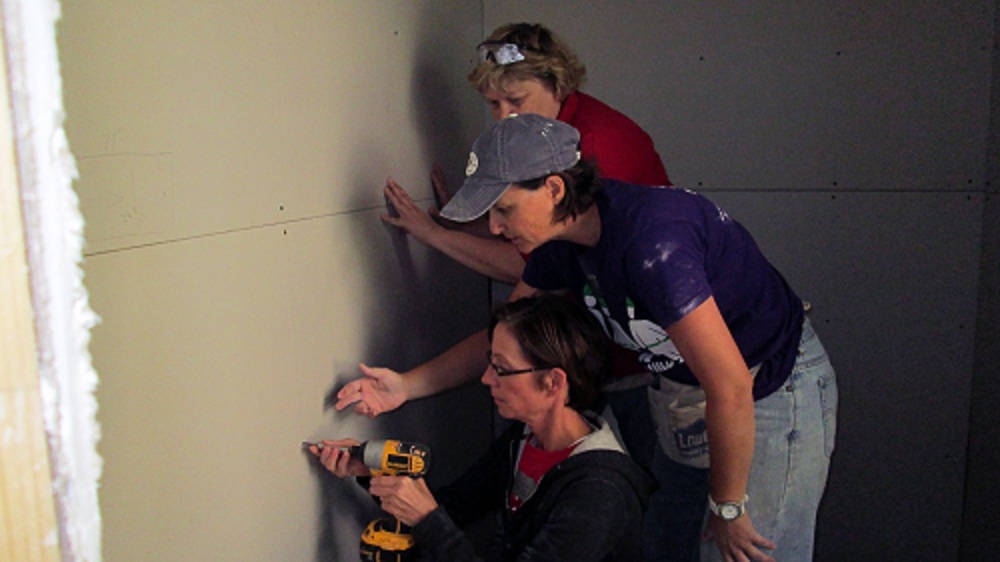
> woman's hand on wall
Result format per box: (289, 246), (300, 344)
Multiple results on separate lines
(380, 177), (445, 246)
(334, 363), (408, 418)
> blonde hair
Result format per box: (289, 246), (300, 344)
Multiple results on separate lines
(468, 23), (587, 101)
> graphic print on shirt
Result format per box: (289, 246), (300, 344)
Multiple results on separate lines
(581, 283), (633, 350)
(582, 278), (684, 374)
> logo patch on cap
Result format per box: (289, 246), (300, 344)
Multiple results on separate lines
(465, 151), (479, 177)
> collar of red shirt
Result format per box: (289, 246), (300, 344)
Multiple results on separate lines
(556, 90), (580, 124)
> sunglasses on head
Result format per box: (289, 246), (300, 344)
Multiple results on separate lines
(477, 41), (531, 65)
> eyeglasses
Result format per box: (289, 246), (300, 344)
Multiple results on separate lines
(477, 41), (530, 65)
(486, 350), (552, 377)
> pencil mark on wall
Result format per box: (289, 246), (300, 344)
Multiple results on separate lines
(76, 153), (176, 243)
(81, 195), (432, 257)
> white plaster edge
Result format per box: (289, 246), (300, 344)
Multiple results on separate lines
(3, 0), (103, 560)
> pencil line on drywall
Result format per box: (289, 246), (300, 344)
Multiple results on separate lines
(81, 204), (394, 257)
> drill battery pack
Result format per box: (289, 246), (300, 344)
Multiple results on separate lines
(359, 517), (418, 562)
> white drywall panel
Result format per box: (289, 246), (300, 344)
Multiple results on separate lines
(60, 1), (493, 561)
(485, 1), (993, 191)
(61, 1), (484, 254)
(84, 210), (492, 561)
(708, 190), (982, 559)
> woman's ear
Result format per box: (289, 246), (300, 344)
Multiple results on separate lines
(544, 175), (566, 206)
(545, 368), (568, 394)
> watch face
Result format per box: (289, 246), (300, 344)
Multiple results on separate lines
(721, 504), (740, 520)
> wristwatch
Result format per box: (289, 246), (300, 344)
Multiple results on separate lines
(708, 494), (748, 521)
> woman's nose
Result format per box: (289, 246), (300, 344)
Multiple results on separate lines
(495, 102), (515, 119)
(481, 367), (495, 386)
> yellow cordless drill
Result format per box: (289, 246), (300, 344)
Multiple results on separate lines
(350, 440), (431, 562)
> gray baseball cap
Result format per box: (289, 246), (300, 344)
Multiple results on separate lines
(440, 114), (580, 222)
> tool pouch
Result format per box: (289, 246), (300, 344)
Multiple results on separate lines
(648, 377), (711, 469)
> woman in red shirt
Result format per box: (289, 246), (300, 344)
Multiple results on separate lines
(381, 23), (670, 285)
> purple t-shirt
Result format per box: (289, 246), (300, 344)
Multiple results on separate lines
(523, 181), (804, 399)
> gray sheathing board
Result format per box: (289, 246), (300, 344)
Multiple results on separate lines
(710, 190), (982, 559)
(480, 2), (991, 559)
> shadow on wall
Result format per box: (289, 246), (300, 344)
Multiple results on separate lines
(411, 5), (480, 198)
(304, 9), (492, 561)
(412, 63), (476, 190)
(308, 453), (381, 561)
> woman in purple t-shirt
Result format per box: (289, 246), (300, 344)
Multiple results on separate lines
(339, 114), (839, 562)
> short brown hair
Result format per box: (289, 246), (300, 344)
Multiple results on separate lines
(468, 23), (587, 101)
(516, 159), (602, 224)
(489, 294), (609, 411)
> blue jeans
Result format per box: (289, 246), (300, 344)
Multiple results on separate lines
(644, 318), (839, 562)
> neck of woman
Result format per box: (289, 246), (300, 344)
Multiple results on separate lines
(529, 408), (592, 451)
(559, 206), (601, 248)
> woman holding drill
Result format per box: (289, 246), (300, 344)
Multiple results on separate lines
(313, 294), (654, 562)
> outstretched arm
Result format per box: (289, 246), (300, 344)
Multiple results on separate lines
(381, 177), (525, 284)
(335, 329), (489, 416)
(335, 281), (540, 417)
